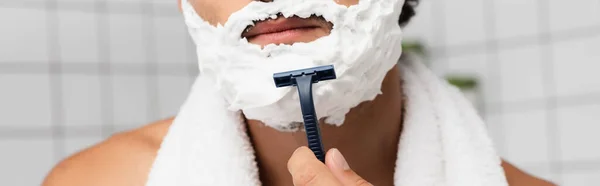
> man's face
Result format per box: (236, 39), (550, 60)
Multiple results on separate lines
(185, 0), (359, 46)
(180, 0), (405, 129)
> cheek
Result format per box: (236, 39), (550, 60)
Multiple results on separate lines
(190, 0), (359, 25)
(190, 0), (253, 26)
(189, 0), (217, 24)
(335, 0), (359, 6)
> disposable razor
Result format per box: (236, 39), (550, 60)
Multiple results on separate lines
(273, 65), (337, 162)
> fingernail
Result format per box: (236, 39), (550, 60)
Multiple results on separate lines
(331, 148), (350, 170)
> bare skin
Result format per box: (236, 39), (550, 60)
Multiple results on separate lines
(42, 120), (556, 186)
(42, 72), (555, 186)
(44, 0), (556, 185)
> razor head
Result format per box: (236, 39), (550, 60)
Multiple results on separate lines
(273, 65), (337, 88)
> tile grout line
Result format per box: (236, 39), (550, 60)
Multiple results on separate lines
(430, 0), (448, 73)
(0, 24), (598, 68)
(0, 62), (197, 76)
(537, 0), (563, 182)
(481, 0), (505, 155)
(186, 43), (197, 82)
(143, 1), (161, 123)
(97, 0), (114, 138)
(428, 24), (600, 59)
(0, 0), (179, 17)
(448, 91), (600, 116)
(46, 0), (66, 162)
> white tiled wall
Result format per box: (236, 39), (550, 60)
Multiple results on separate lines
(154, 17), (190, 64)
(493, 0), (540, 40)
(57, 10), (99, 63)
(157, 76), (193, 119)
(0, 1), (194, 185)
(497, 45), (545, 103)
(0, 0), (598, 185)
(411, 0), (600, 185)
(111, 75), (151, 125)
(442, 0), (487, 46)
(563, 170), (600, 186)
(553, 36), (600, 97)
(0, 140), (55, 186)
(557, 104), (600, 162)
(108, 14), (146, 64)
(62, 75), (103, 127)
(0, 74), (52, 128)
(548, 0), (600, 33)
(0, 7), (48, 62)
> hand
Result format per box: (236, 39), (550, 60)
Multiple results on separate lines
(287, 146), (373, 186)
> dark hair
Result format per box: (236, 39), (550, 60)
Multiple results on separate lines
(399, 0), (418, 26)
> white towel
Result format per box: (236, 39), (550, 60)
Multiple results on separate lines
(145, 58), (509, 186)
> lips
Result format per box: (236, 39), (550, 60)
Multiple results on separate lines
(241, 15), (331, 46)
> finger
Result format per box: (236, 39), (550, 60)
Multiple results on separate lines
(288, 146), (342, 186)
(325, 148), (373, 186)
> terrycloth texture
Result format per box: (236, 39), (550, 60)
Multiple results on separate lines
(145, 59), (509, 186)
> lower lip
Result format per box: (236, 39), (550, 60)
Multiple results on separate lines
(248, 27), (320, 46)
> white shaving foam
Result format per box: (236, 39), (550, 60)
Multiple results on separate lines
(182, 0), (405, 131)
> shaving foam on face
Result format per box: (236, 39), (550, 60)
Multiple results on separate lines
(182, 0), (405, 131)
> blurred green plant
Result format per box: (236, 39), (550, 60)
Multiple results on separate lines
(445, 75), (478, 91)
(401, 41), (427, 57)
(401, 40), (479, 91)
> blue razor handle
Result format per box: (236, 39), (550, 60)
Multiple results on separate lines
(273, 65), (336, 162)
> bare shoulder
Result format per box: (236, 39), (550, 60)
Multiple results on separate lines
(42, 118), (174, 186)
(501, 160), (556, 186)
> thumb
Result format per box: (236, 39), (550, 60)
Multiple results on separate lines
(325, 148), (373, 186)
(288, 147), (342, 186)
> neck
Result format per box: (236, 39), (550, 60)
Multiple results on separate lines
(246, 65), (404, 186)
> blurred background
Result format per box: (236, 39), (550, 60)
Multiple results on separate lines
(1, 0), (599, 185)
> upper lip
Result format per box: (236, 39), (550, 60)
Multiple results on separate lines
(241, 16), (325, 39)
